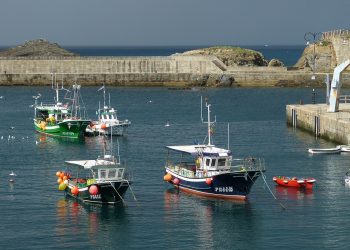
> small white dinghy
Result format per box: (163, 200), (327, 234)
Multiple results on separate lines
(308, 145), (342, 154)
(340, 145), (350, 152)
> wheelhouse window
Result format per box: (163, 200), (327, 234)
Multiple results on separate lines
(218, 158), (226, 167)
(108, 169), (116, 178)
(99, 169), (107, 179)
(211, 159), (217, 167)
(97, 168), (123, 180)
(206, 159), (211, 167)
(117, 169), (124, 179)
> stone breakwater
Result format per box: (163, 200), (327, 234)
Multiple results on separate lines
(0, 55), (221, 86)
(0, 55), (350, 86)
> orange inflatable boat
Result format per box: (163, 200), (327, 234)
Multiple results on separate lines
(273, 176), (316, 189)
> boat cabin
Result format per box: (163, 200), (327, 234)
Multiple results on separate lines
(100, 108), (117, 123)
(35, 103), (69, 124)
(165, 145), (233, 178)
(65, 155), (125, 187)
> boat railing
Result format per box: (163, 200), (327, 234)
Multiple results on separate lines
(124, 168), (134, 182)
(166, 161), (196, 177)
(36, 102), (69, 108)
(231, 158), (265, 172)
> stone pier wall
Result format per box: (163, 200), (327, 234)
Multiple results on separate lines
(286, 103), (350, 144)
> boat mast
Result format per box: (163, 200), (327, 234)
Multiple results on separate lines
(51, 72), (59, 103)
(55, 73), (59, 104)
(201, 96), (215, 146)
(206, 101), (212, 146)
(72, 83), (80, 118)
(103, 82), (106, 110)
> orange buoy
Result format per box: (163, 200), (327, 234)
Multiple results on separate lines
(71, 186), (79, 196)
(173, 178), (180, 185)
(63, 175), (68, 181)
(205, 178), (213, 185)
(89, 185), (99, 195)
(59, 172), (65, 179)
(163, 173), (172, 181)
(101, 123), (107, 129)
(57, 178), (63, 184)
(56, 171), (61, 177)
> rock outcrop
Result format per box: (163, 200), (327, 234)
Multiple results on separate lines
(176, 46), (268, 67)
(0, 39), (76, 57)
(268, 59), (284, 67)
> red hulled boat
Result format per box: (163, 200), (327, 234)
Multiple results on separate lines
(273, 176), (316, 189)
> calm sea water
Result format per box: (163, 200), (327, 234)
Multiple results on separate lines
(0, 86), (349, 249)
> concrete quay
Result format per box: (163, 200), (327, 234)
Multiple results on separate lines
(286, 103), (350, 144)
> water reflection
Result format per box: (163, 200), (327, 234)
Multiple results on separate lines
(163, 189), (254, 249)
(35, 134), (85, 145)
(55, 198), (126, 245)
(274, 185), (314, 200)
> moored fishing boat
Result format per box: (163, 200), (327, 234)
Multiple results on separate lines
(273, 176), (316, 189)
(163, 98), (265, 200)
(85, 84), (130, 136)
(57, 131), (132, 204)
(33, 79), (90, 139)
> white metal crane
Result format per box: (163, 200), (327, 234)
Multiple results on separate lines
(328, 59), (350, 112)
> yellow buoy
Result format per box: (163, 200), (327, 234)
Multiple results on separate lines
(58, 183), (67, 191)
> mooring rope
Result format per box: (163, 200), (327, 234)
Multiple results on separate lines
(109, 181), (126, 206)
(260, 171), (286, 210)
(125, 179), (138, 204)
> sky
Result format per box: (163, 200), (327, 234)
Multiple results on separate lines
(0, 0), (349, 46)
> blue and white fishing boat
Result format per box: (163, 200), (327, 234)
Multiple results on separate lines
(85, 84), (130, 136)
(163, 98), (265, 200)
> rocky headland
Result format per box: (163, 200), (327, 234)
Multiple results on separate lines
(174, 46), (283, 67)
(0, 39), (76, 57)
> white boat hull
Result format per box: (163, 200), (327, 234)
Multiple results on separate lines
(308, 145), (341, 154)
(85, 121), (130, 136)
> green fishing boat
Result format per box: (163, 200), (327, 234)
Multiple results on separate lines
(33, 80), (90, 139)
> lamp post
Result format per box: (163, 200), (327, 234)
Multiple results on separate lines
(304, 32), (322, 80)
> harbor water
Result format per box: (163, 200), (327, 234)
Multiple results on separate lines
(0, 86), (349, 249)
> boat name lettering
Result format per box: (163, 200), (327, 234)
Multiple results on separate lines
(90, 194), (101, 199)
(62, 132), (75, 136)
(215, 187), (233, 193)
